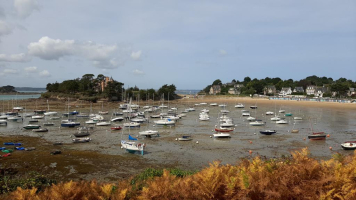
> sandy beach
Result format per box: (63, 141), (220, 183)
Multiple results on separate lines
(1, 96), (356, 183)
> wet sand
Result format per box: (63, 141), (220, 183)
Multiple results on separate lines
(1, 97), (356, 182)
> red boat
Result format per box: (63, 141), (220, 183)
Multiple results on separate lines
(215, 128), (234, 132)
(111, 126), (122, 130)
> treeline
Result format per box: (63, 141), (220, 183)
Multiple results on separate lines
(202, 75), (356, 97)
(42, 74), (177, 101)
(0, 85), (16, 93)
(5, 149), (356, 199)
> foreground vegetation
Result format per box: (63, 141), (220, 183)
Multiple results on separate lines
(4, 148), (356, 199)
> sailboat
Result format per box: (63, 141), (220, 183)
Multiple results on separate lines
(44, 100), (57, 116)
(121, 127), (145, 155)
(307, 118), (326, 140)
(98, 101), (109, 115)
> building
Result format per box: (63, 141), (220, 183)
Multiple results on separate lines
(306, 85), (316, 96)
(98, 76), (113, 92)
(209, 85), (221, 95)
(228, 88), (236, 95)
(263, 85), (276, 95)
(348, 88), (356, 96)
(315, 86), (328, 97)
(279, 87), (292, 96)
(293, 87), (304, 93)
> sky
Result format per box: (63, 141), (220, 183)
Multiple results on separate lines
(0, 0), (355, 90)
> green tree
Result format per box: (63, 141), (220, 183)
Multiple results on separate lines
(212, 79), (222, 86)
(157, 84), (177, 100)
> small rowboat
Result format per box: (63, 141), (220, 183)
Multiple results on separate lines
(111, 126), (122, 130)
(260, 130), (276, 135)
(177, 136), (192, 141)
(215, 128), (234, 132)
(308, 132), (326, 140)
(341, 141), (356, 150)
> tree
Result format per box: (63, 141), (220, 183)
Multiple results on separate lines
(243, 77), (251, 86)
(212, 79), (222, 86)
(157, 84), (177, 100)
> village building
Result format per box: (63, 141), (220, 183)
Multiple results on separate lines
(279, 87), (292, 96)
(293, 87), (304, 93)
(209, 85), (221, 95)
(263, 85), (276, 95)
(97, 76), (114, 92)
(314, 86), (328, 97)
(348, 88), (356, 96)
(306, 85), (317, 96)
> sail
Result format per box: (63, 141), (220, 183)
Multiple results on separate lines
(128, 134), (137, 141)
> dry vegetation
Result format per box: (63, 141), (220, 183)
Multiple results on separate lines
(4, 148), (356, 200)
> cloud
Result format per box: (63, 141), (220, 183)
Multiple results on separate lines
(218, 49), (227, 56)
(14, 0), (40, 19)
(0, 53), (31, 62)
(24, 66), (37, 72)
(3, 69), (19, 74)
(28, 37), (129, 69)
(39, 69), (50, 77)
(131, 50), (142, 60)
(133, 69), (144, 75)
(0, 20), (13, 37)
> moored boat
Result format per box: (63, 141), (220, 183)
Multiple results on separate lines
(73, 137), (91, 143)
(23, 124), (41, 129)
(260, 130), (276, 135)
(308, 132), (326, 140)
(341, 141), (356, 150)
(111, 126), (122, 130)
(32, 128), (48, 132)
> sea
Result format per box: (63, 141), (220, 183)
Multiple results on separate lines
(0, 91), (46, 101)
(176, 90), (201, 95)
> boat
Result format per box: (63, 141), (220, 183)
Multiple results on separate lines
(341, 141), (356, 150)
(199, 113), (210, 121)
(220, 109), (230, 114)
(43, 122), (55, 126)
(0, 120), (7, 126)
(215, 127), (234, 132)
(250, 105), (258, 109)
(213, 132), (231, 138)
(220, 122), (235, 127)
(219, 104), (227, 107)
(50, 116), (60, 120)
(139, 130), (159, 137)
(186, 107), (195, 112)
(98, 111), (109, 115)
(44, 100), (57, 116)
(308, 132), (326, 140)
(266, 111), (274, 115)
(210, 103), (218, 106)
(7, 116), (21, 121)
(72, 137), (91, 143)
(61, 119), (80, 127)
(121, 134), (145, 155)
(276, 119), (288, 124)
(294, 117), (303, 120)
(249, 121), (265, 126)
(32, 128), (48, 132)
(291, 129), (299, 133)
(131, 117), (148, 123)
(154, 118), (175, 126)
(29, 119), (39, 123)
(271, 116), (281, 121)
(77, 113), (89, 118)
(242, 110), (250, 116)
(123, 122), (141, 128)
(111, 126), (122, 130)
(246, 116), (256, 121)
(278, 110), (285, 113)
(285, 113), (293, 117)
(111, 117), (124, 122)
(85, 119), (98, 124)
(260, 130), (276, 135)
(74, 127), (90, 137)
(235, 103), (244, 108)
(23, 124), (41, 129)
(201, 109), (209, 113)
(177, 135), (192, 141)
(113, 112), (124, 116)
(96, 121), (111, 126)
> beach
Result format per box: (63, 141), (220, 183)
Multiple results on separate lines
(1, 96), (356, 182)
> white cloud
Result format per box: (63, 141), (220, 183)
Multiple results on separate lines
(0, 53), (31, 62)
(219, 49), (227, 56)
(14, 0), (39, 19)
(39, 70), (50, 77)
(0, 20), (13, 37)
(133, 69), (144, 75)
(28, 37), (129, 69)
(3, 69), (19, 74)
(24, 66), (37, 72)
(131, 50), (142, 60)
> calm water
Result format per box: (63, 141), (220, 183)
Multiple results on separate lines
(0, 94), (41, 101)
(1, 101), (356, 170)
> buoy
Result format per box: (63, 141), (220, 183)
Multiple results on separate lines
(196, 141), (199, 144)
(175, 138), (178, 141)
(210, 136), (212, 138)
(303, 138), (306, 140)
(329, 146), (332, 150)
(254, 133), (256, 135)
(327, 134), (330, 137)
(249, 150), (252, 154)
(249, 141), (252, 144)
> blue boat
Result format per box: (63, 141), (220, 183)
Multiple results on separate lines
(3, 142), (22, 146)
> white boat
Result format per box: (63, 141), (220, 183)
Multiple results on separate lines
(7, 116), (21, 121)
(154, 118), (175, 125)
(249, 121), (265, 126)
(139, 130), (159, 137)
(201, 109), (209, 113)
(271, 116), (281, 121)
(98, 111), (109, 115)
(0, 115), (7, 119)
(199, 113), (210, 121)
(158, 104), (168, 109)
(13, 106), (24, 110)
(186, 107), (195, 112)
(32, 115), (44, 119)
(210, 103), (218, 106)
(266, 111), (274, 115)
(131, 117), (147, 123)
(73, 137), (91, 143)
(111, 117), (124, 122)
(234, 103), (244, 108)
(194, 103), (200, 106)
(294, 117), (303, 120)
(213, 132), (231, 138)
(246, 116), (256, 121)
(177, 136), (193, 141)
(200, 102), (207, 105)
(219, 104), (227, 107)
(44, 111), (57, 116)
(121, 132), (145, 155)
(177, 113), (186, 118)
(220, 110), (229, 114)
(123, 122), (141, 128)
(0, 120), (7, 125)
(43, 122), (55, 126)
(242, 110), (250, 116)
(279, 110), (285, 113)
(220, 122), (235, 127)
(276, 119), (288, 124)
(142, 106), (151, 109)
(50, 116), (60, 120)
(163, 115), (180, 121)
(96, 121), (111, 126)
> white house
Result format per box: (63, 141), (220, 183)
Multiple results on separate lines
(279, 87), (292, 96)
(306, 85), (316, 96)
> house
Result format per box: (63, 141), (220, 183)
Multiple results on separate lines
(223, 82), (235, 87)
(209, 85), (221, 95)
(315, 86), (328, 97)
(279, 87), (292, 96)
(263, 85), (276, 95)
(306, 85), (317, 96)
(228, 88), (236, 95)
(97, 76), (114, 92)
(293, 87), (304, 93)
(348, 88), (356, 96)
(233, 84), (244, 95)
